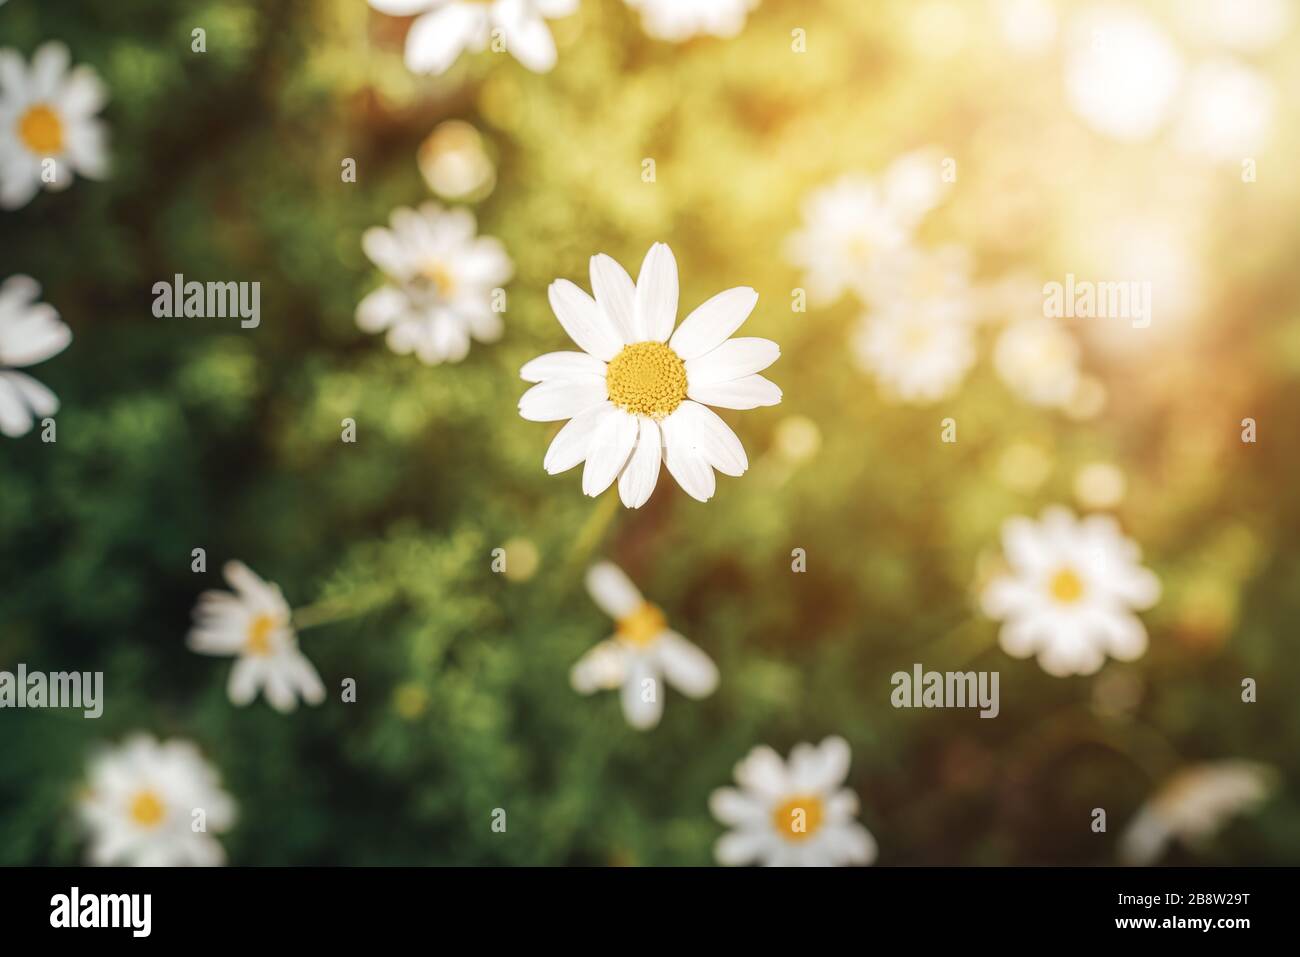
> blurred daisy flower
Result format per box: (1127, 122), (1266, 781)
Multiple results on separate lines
(852, 302), (975, 405)
(1174, 58), (1275, 163)
(981, 506), (1161, 676)
(709, 735), (877, 867)
(78, 734), (236, 866)
(519, 242), (780, 506)
(0, 275), (70, 438)
(187, 561), (325, 714)
(570, 562), (718, 730)
(1062, 5), (1183, 142)
(1120, 762), (1275, 865)
(993, 317), (1081, 409)
(624, 0), (759, 42)
(357, 202), (512, 365)
(0, 41), (109, 209)
(785, 151), (951, 306)
(418, 120), (495, 201)
(367, 0), (578, 75)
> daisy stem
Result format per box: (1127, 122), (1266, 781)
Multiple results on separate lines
(291, 583), (396, 632)
(563, 488), (621, 575)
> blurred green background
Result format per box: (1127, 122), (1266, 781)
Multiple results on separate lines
(2, 0), (1299, 865)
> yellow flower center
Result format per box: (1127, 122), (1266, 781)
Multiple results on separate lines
(245, 613), (278, 656)
(605, 341), (687, 418)
(18, 104), (64, 155)
(420, 260), (457, 298)
(901, 323), (934, 354)
(772, 794), (824, 842)
(129, 790), (166, 828)
(1049, 567), (1085, 604)
(616, 601), (667, 648)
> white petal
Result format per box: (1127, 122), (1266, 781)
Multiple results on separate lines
(715, 827), (774, 866)
(58, 65), (108, 118)
(617, 417), (662, 508)
(548, 279), (623, 360)
(685, 337), (779, 387)
(0, 375), (35, 437)
(570, 639), (628, 693)
(589, 253), (637, 344)
(585, 562), (643, 618)
(544, 402), (616, 474)
(688, 373), (782, 410)
(404, 5), (486, 75)
(227, 658), (262, 706)
(671, 400), (748, 476)
(669, 286), (759, 360)
(518, 375), (606, 422)
(655, 631), (718, 698)
(368, 0), (439, 14)
(581, 409), (638, 496)
(634, 242), (679, 343)
(708, 787), (769, 828)
(497, 7), (558, 72)
(356, 285), (407, 333)
(620, 658), (664, 730)
(30, 42), (70, 100)
(660, 409), (716, 502)
(286, 649), (326, 705)
(520, 350), (607, 383)
(2, 371), (58, 419)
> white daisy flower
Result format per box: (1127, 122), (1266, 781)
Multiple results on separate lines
(0, 41), (109, 209)
(1120, 761), (1275, 865)
(367, 0), (578, 75)
(981, 506), (1161, 677)
(1174, 58), (1275, 163)
(993, 317), (1081, 409)
(851, 299), (975, 405)
(624, 0), (759, 42)
(78, 733), (236, 867)
(357, 202), (513, 365)
(519, 242), (780, 506)
(0, 274), (70, 438)
(785, 151), (951, 306)
(570, 561), (718, 730)
(709, 735), (877, 867)
(187, 561), (326, 714)
(1062, 6), (1183, 142)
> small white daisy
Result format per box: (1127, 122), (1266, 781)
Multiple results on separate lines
(0, 274), (70, 438)
(785, 151), (951, 306)
(624, 0), (759, 42)
(1120, 761), (1275, 865)
(78, 733), (236, 867)
(187, 561), (326, 714)
(570, 561), (718, 730)
(851, 303), (975, 404)
(357, 202), (513, 365)
(709, 735), (877, 867)
(993, 317), (1081, 409)
(981, 506), (1161, 677)
(519, 242), (780, 506)
(367, 0), (578, 75)
(0, 41), (109, 209)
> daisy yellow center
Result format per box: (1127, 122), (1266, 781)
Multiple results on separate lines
(419, 260), (457, 298)
(245, 613), (278, 656)
(129, 790), (166, 828)
(18, 104), (64, 154)
(1049, 567), (1085, 604)
(772, 794), (824, 842)
(605, 341), (687, 418)
(901, 323), (934, 354)
(616, 601), (666, 648)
